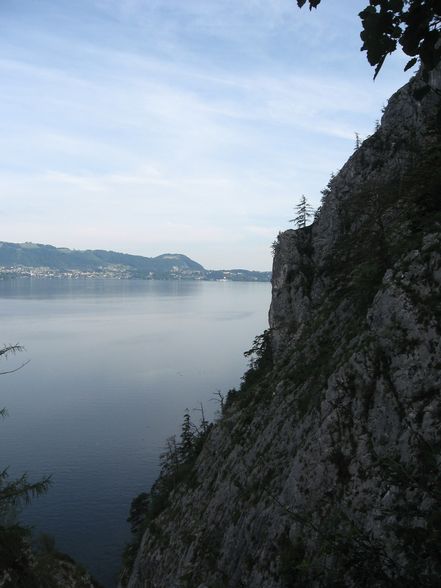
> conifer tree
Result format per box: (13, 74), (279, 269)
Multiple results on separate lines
(290, 195), (314, 229)
(179, 409), (194, 462)
(354, 132), (361, 150)
(0, 344), (51, 586)
(0, 345), (51, 517)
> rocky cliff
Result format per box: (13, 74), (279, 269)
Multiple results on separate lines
(123, 67), (441, 588)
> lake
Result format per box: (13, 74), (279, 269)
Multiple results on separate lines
(0, 279), (271, 586)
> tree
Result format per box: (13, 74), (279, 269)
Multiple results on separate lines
(0, 345), (51, 516)
(0, 344), (30, 376)
(354, 132), (362, 150)
(0, 345), (51, 587)
(297, 0), (441, 79)
(179, 409), (194, 463)
(290, 195), (314, 228)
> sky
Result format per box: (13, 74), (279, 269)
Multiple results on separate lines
(0, 0), (414, 270)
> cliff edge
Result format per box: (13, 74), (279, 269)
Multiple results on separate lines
(123, 67), (441, 588)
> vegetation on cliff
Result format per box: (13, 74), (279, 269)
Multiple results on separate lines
(123, 62), (441, 588)
(121, 410), (213, 585)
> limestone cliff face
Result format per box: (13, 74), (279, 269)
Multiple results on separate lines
(124, 68), (441, 588)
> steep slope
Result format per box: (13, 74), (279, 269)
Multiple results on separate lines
(123, 67), (441, 588)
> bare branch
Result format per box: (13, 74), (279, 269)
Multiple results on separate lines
(0, 359), (30, 375)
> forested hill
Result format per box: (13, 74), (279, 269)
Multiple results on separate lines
(0, 241), (271, 282)
(0, 241), (203, 273)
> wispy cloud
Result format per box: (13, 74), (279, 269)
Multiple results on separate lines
(0, 0), (411, 269)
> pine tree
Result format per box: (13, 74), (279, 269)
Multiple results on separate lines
(0, 345), (51, 518)
(354, 132), (361, 150)
(179, 409), (194, 462)
(0, 345), (51, 587)
(290, 195), (314, 229)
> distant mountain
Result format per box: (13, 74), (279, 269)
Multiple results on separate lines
(0, 242), (271, 282)
(0, 242), (203, 273)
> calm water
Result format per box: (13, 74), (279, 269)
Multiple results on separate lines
(0, 279), (270, 586)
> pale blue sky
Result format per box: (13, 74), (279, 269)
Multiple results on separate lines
(0, 0), (413, 270)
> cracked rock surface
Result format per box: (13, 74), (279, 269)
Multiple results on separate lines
(124, 67), (441, 588)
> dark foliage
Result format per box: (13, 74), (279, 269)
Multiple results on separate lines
(0, 525), (40, 588)
(298, 0), (441, 79)
(121, 409), (212, 584)
(223, 329), (273, 412)
(290, 195), (315, 229)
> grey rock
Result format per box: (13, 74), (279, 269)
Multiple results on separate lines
(124, 66), (441, 588)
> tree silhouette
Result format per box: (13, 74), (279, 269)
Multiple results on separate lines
(0, 345), (51, 587)
(179, 409), (195, 463)
(290, 195), (314, 229)
(297, 0), (441, 79)
(0, 344), (51, 516)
